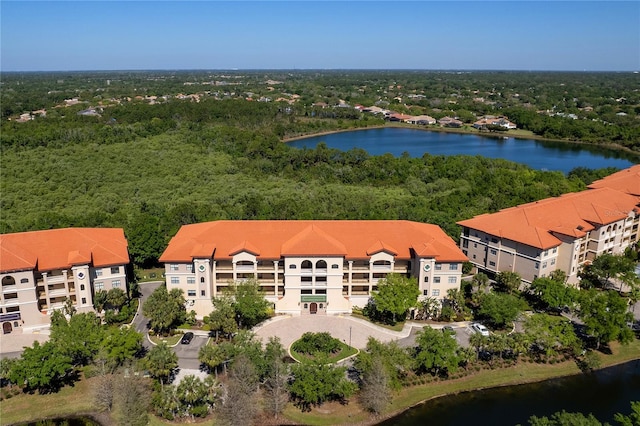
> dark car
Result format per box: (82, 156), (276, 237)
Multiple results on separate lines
(442, 325), (456, 338)
(181, 332), (194, 344)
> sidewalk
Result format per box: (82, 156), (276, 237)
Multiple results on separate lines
(0, 331), (50, 358)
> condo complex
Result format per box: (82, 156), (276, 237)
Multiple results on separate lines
(0, 228), (130, 333)
(2, 165), (638, 332)
(458, 165), (640, 284)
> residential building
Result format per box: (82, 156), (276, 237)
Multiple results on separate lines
(0, 228), (130, 333)
(457, 165), (640, 285)
(160, 220), (467, 318)
(472, 116), (517, 130)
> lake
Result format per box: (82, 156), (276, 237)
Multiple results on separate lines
(378, 360), (640, 426)
(288, 128), (637, 174)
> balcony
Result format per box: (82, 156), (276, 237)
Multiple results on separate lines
(45, 275), (66, 284)
(235, 264), (255, 271)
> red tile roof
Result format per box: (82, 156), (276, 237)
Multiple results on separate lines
(160, 220), (467, 263)
(458, 187), (640, 250)
(0, 228), (129, 273)
(588, 164), (640, 196)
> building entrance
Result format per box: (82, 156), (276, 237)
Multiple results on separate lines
(2, 322), (12, 334)
(310, 302), (318, 314)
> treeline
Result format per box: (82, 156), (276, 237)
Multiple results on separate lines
(2, 116), (600, 267)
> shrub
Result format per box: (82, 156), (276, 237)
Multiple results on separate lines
(292, 332), (341, 355)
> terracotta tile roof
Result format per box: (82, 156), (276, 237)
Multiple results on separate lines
(0, 228), (129, 273)
(588, 164), (640, 196)
(160, 220), (467, 263)
(458, 187), (640, 250)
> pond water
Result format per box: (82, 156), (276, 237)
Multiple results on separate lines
(377, 360), (640, 426)
(288, 128), (637, 174)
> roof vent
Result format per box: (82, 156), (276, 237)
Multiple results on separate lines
(577, 225), (584, 231)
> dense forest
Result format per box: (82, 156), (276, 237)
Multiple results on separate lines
(1, 71), (638, 267)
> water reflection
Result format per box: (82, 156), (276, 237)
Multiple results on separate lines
(378, 360), (640, 426)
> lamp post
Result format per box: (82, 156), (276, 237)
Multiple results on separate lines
(349, 326), (352, 347)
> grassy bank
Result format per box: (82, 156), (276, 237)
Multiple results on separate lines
(2, 340), (638, 426)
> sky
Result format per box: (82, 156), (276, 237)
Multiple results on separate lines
(1, 1), (639, 72)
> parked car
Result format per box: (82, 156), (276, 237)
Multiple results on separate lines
(442, 325), (456, 338)
(472, 323), (490, 336)
(181, 332), (194, 344)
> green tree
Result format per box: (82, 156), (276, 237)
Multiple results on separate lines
(112, 374), (151, 426)
(524, 314), (581, 360)
(528, 410), (603, 426)
(614, 401), (640, 426)
(371, 273), (420, 324)
(176, 375), (208, 419)
(493, 271), (522, 294)
(126, 210), (165, 268)
(354, 337), (412, 390)
(529, 277), (578, 311)
(232, 278), (271, 328)
(93, 290), (108, 312)
(101, 326), (143, 368)
(289, 360), (356, 411)
(413, 326), (460, 376)
(143, 285), (186, 335)
(578, 289), (634, 349)
(145, 342), (178, 387)
(105, 287), (128, 311)
(198, 343), (225, 374)
(9, 341), (73, 393)
(50, 310), (104, 366)
(477, 292), (526, 329)
(206, 294), (238, 341)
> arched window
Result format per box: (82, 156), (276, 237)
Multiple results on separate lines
(303, 303), (308, 309)
(200, 277), (205, 283)
(316, 260), (327, 269)
(1, 276), (15, 287)
(301, 260), (312, 270)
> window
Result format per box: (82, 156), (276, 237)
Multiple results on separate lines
(289, 264), (297, 269)
(301, 260), (312, 269)
(187, 277), (196, 284)
(423, 290), (429, 296)
(490, 249), (497, 255)
(171, 277), (179, 284)
(81, 297), (86, 304)
(435, 264), (442, 270)
(301, 289), (312, 295)
(316, 260), (327, 269)
(332, 264), (340, 269)
(186, 264), (193, 273)
(543, 250), (548, 257)
(489, 261), (496, 267)
(200, 277), (205, 283)
(542, 261), (547, 268)
(301, 276), (312, 284)
(111, 266), (120, 274)
(316, 276), (327, 283)
(304, 303), (308, 309)
(201, 290), (206, 296)
(170, 264), (179, 271)
(315, 289), (327, 295)
(448, 276), (457, 284)
(319, 303), (324, 309)
(491, 238), (498, 243)
(432, 289), (440, 297)
(80, 284), (85, 291)
(6, 306), (19, 313)
(434, 277), (441, 283)
(474, 243), (477, 248)
(552, 247), (557, 254)
(95, 282), (104, 290)
(424, 276), (429, 283)
(187, 290), (196, 297)
(112, 280), (121, 288)
(449, 264), (458, 270)
(551, 258), (556, 265)
(20, 278), (29, 284)
(96, 270), (103, 277)
(535, 262), (540, 269)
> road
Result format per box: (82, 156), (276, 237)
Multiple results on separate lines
(132, 281), (162, 350)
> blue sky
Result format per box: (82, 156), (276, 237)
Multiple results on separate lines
(1, 1), (638, 71)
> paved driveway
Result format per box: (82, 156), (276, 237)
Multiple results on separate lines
(254, 315), (414, 350)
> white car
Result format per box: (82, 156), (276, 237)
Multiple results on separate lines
(472, 323), (490, 336)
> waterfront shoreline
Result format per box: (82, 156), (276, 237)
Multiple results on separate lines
(282, 123), (640, 158)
